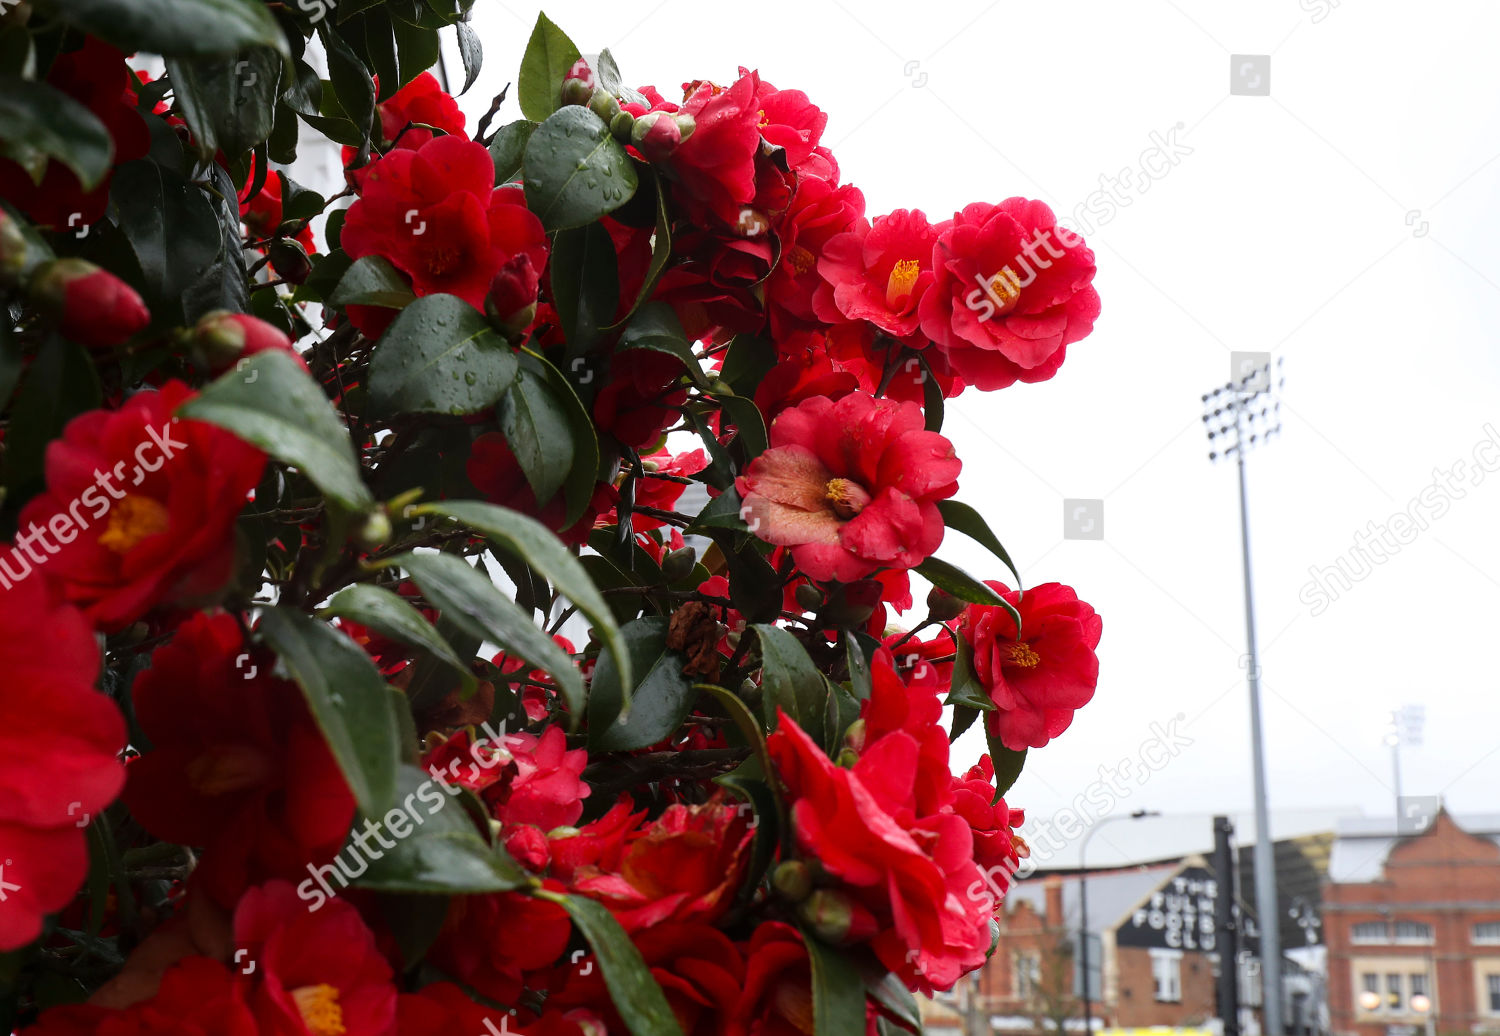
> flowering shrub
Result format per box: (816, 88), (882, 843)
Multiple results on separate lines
(0, 3), (1104, 1033)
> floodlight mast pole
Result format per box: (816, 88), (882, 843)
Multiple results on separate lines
(1203, 359), (1284, 1036)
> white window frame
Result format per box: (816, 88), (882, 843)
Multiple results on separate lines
(1474, 922), (1500, 946)
(1151, 948), (1183, 1004)
(1352, 921), (1390, 945)
(1393, 921), (1434, 945)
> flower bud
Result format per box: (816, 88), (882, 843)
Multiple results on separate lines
(28, 258), (150, 348)
(358, 509), (392, 549)
(926, 585), (966, 622)
(564, 57), (596, 91)
(820, 579), (883, 628)
(793, 582), (823, 612)
(797, 888), (878, 945)
(772, 860), (814, 902)
(661, 546), (696, 583)
(268, 238), (312, 284)
(588, 88), (621, 123)
(560, 73), (595, 108)
(674, 113), (696, 143)
(630, 110), (683, 162)
(835, 746), (860, 768)
(0, 207), (29, 287)
(843, 718), (867, 754)
(608, 109), (636, 142)
(190, 311), (303, 373)
(484, 252), (541, 341)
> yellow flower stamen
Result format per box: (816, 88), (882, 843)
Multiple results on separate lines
(97, 496), (170, 554)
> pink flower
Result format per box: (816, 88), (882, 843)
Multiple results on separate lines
(736, 391), (960, 582)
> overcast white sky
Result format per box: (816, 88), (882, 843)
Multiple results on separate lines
(446, 1), (1500, 866)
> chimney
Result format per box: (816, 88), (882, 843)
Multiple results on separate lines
(1045, 875), (1064, 924)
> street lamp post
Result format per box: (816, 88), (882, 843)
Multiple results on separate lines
(1203, 357), (1285, 1035)
(1079, 809), (1161, 1036)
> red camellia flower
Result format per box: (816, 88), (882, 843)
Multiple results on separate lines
(766, 178), (866, 338)
(592, 350), (689, 450)
(123, 613), (357, 908)
(668, 73), (762, 226)
(725, 921), (883, 1036)
(813, 209), (941, 340)
(14, 381), (265, 632)
(768, 657), (995, 993)
(429, 885), (573, 1005)
(736, 391), (960, 582)
(22, 957), (258, 1036)
(340, 136), (548, 318)
(28, 258), (150, 348)
(570, 798), (753, 932)
(957, 580), (1103, 750)
(0, 38), (150, 230)
(0, 568), (125, 951)
(343, 71), (468, 185)
(919, 198), (1101, 390)
(234, 880), (397, 1036)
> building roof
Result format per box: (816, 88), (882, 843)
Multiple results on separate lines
(1006, 864), (1180, 936)
(1327, 811), (1500, 883)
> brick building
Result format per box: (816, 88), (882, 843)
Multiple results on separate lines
(1325, 810), (1500, 1036)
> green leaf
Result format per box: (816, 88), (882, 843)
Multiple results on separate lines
(862, 965), (924, 1033)
(804, 930), (869, 1034)
(352, 764), (530, 894)
(395, 551), (586, 726)
(616, 301), (711, 390)
(523, 105), (638, 231)
(753, 624), (826, 744)
(988, 740), (1027, 800)
(499, 361), (574, 506)
(391, 19), (440, 90)
(937, 498), (1022, 588)
(587, 617), (695, 752)
(719, 334), (778, 397)
(320, 23), (375, 145)
(257, 607), (400, 818)
(604, 169), (671, 329)
(535, 891), (686, 1036)
(367, 294), (519, 416)
(943, 635), (995, 712)
(0, 198), (55, 282)
(717, 394), (768, 459)
(330, 254), (415, 308)
(109, 160), (221, 323)
(914, 555), (1021, 630)
(410, 500), (632, 695)
(488, 118), (534, 182)
(164, 47), (281, 157)
(319, 583), (471, 686)
(595, 48), (647, 107)
(453, 21), (482, 95)
(0, 77), (112, 190)
(550, 221), (619, 353)
(950, 703), (981, 743)
(517, 12), (580, 123)
(844, 631), (873, 701)
(0, 322), (22, 413)
(2, 335), (101, 498)
(518, 350), (599, 524)
(179, 350), (373, 511)
(687, 488), (748, 534)
(50, 0), (289, 57)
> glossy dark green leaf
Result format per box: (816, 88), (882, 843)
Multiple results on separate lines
(804, 929), (869, 1034)
(164, 47), (281, 157)
(489, 118), (535, 182)
(0, 77), (112, 190)
(50, 0), (289, 58)
(844, 630), (873, 701)
(320, 584), (470, 684)
(2, 335), (100, 498)
(588, 617), (695, 752)
(409, 500), (632, 695)
(523, 106), (638, 231)
(915, 555), (1021, 630)
(179, 349), (374, 511)
(937, 498), (1022, 588)
(0, 198), (55, 282)
(109, 160), (220, 321)
(180, 161), (250, 322)
(550, 221), (619, 356)
(943, 634), (996, 712)
(499, 362), (574, 506)
(950, 703), (981, 743)
(453, 21), (482, 95)
(687, 488), (748, 534)
(352, 765), (530, 894)
(258, 607), (400, 818)
(329, 254), (415, 308)
(753, 624), (826, 743)
(517, 11), (580, 123)
(717, 394), (768, 459)
(368, 293), (519, 416)
(518, 350), (598, 523)
(616, 301), (711, 390)
(396, 551), (586, 725)
(320, 23), (375, 144)
(988, 739), (1027, 800)
(279, 174), (326, 221)
(862, 964), (923, 1033)
(595, 48), (648, 107)
(391, 18), (440, 89)
(719, 334), (778, 396)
